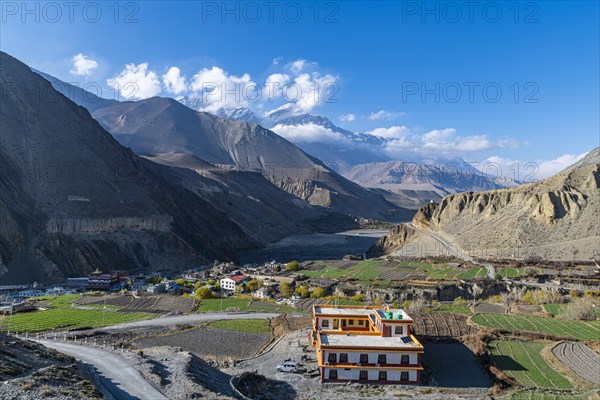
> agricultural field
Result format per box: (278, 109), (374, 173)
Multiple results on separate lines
(208, 319), (270, 334)
(497, 268), (529, 278)
(552, 342), (600, 385)
(0, 308), (153, 333)
(196, 297), (298, 314)
(473, 314), (600, 340)
(543, 303), (600, 319)
(437, 304), (472, 315)
(507, 391), (592, 400)
(488, 340), (572, 389)
(298, 259), (488, 282)
(411, 312), (477, 337)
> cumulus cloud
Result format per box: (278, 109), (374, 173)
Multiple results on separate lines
(70, 53), (98, 77)
(421, 128), (495, 153)
(271, 123), (354, 148)
(190, 66), (256, 112)
(262, 73), (290, 99)
(481, 152), (588, 182)
(368, 126), (411, 139)
(107, 63), (161, 100)
(338, 113), (355, 122)
(162, 66), (187, 95)
(290, 59), (307, 74)
(368, 110), (405, 121)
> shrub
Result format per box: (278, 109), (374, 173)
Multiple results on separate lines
(311, 287), (326, 298)
(296, 286), (310, 298)
(453, 297), (467, 306)
(280, 282), (293, 298)
(195, 287), (215, 300)
(286, 261), (300, 271)
(352, 294), (365, 302)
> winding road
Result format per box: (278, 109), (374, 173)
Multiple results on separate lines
(36, 340), (168, 400)
(37, 312), (282, 399)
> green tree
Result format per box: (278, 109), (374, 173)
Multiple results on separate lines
(206, 280), (216, 286)
(281, 282), (293, 298)
(311, 287), (326, 298)
(286, 261), (300, 271)
(195, 287), (214, 300)
(352, 294), (365, 302)
(175, 278), (187, 286)
(145, 276), (163, 284)
(235, 283), (246, 293)
(296, 286), (310, 298)
(246, 279), (262, 292)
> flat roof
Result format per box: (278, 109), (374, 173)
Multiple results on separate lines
(314, 306), (412, 321)
(320, 333), (423, 349)
(314, 306), (374, 316)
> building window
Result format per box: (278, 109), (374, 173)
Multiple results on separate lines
(378, 371), (387, 381)
(395, 326), (403, 334)
(339, 353), (348, 363)
(401, 371), (409, 381)
(359, 370), (368, 380)
(359, 354), (368, 364)
(348, 319), (354, 325)
(328, 353), (337, 363)
(321, 319), (329, 328)
(377, 354), (387, 364)
(329, 370), (338, 380)
(358, 320), (364, 326)
(401, 355), (410, 365)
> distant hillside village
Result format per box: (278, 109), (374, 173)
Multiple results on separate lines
(2, 254), (599, 316)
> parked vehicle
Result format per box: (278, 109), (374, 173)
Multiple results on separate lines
(277, 361), (298, 373)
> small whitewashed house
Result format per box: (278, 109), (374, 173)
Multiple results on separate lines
(252, 287), (270, 299)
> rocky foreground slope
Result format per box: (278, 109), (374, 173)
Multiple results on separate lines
(370, 148), (600, 261)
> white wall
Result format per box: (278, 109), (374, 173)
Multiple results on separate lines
(323, 351), (418, 365)
(325, 368), (417, 382)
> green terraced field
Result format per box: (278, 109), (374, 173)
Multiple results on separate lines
(196, 298), (299, 313)
(208, 318), (270, 334)
(473, 314), (600, 340)
(0, 308), (153, 333)
(489, 340), (572, 389)
(498, 268), (527, 278)
(437, 304), (472, 314)
(509, 390), (590, 399)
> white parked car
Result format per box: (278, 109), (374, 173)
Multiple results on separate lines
(276, 361), (298, 373)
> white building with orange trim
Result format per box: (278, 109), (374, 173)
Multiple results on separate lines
(310, 304), (424, 384)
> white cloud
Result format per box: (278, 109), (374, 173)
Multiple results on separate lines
(271, 123), (354, 148)
(367, 126), (410, 139)
(272, 56), (283, 65)
(421, 128), (494, 153)
(189, 66), (256, 112)
(368, 110), (405, 121)
(481, 153), (588, 182)
(70, 53), (98, 77)
(338, 113), (355, 122)
(290, 59), (307, 74)
(280, 72), (338, 114)
(262, 73), (290, 100)
(107, 63), (161, 100)
(162, 66), (187, 95)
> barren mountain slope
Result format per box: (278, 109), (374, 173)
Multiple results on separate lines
(370, 149), (600, 261)
(0, 51), (255, 283)
(92, 98), (410, 220)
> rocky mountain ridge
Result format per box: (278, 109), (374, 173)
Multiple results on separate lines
(370, 148), (600, 261)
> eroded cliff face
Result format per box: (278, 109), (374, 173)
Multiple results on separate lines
(367, 224), (417, 257)
(371, 158), (600, 261)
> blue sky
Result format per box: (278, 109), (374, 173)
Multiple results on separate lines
(1, 1), (598, 178)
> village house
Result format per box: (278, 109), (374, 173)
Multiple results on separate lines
(220, 274), (246, 291)
(311, 305), (424, 384)
(252, 287), (270, 299)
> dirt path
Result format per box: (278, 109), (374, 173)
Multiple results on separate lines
(36, 340), (168, 400)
